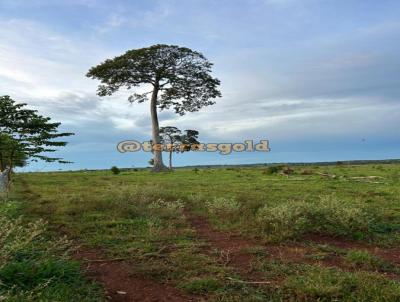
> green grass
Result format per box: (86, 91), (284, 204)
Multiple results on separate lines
(0, 201), (104, 301)
(6, 163), (400, 301)
(284, 267), (400, 301)
(255, 195), (377, 241)
(344, 250), (395, 272)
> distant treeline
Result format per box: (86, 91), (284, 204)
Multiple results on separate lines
(174, 159), (400, 169)
(24, 158), (400, 174)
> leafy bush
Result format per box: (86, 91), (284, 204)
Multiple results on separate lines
(205, 197), (241, 218)
(110, 166), (120, 175)
(256, 196), (376, 240)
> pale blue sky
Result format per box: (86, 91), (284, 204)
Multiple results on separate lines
(1, 0), (399, 171)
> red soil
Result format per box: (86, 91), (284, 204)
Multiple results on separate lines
(73, 249), (195, 302)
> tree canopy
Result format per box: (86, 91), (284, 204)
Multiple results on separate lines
(159, 126), (200, 169)
(0, 95), (74, 174)
(87, 44), (221, 115)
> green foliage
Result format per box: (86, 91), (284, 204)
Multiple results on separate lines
(0, 259), (80, 290)
(87, 44), (221, 115)
(159, 126), (200, 168)
(0, 95), (73, 171)
(0, 134), (27, 170)
(256, 196), (376, 240)
(110, 166), (120, 175)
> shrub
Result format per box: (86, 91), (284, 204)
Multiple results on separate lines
(148, 199), (184, 218)
(263, 165), (284, 175)
(282, 166), (295, 176)
(110, 166), (120, 175)
(256, 196), (376, 240)
(300, 169), (313, 175)
(205, 197), (241, 218)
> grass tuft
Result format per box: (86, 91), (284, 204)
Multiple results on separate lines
(256, 195), (376, 240)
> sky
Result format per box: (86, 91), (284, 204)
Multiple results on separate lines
(1, 0), (399, 171)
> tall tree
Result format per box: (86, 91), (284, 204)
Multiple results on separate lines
(159, 127), (200, 170)
(0, 95), (73, 187)
(159, 126), (181, 170)
(87, 44), (221, 171)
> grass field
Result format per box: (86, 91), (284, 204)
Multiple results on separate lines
(2, 163), (400, 301)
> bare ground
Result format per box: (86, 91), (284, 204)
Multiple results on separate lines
(73, 249), (195, 302)
(70, 211), (400, 301)
(184, 209), (400, 282)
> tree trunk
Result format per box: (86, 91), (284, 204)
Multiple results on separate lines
(150, 84), (168, 172)
(0, 168), (9, 193)
(169, 150), (173, 170)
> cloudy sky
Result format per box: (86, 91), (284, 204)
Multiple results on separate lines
(1, 0), (399, 171)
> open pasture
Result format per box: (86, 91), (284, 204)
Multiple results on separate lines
(2, 163), (400, 301)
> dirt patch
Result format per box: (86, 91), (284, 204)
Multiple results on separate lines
(184, 211), (400, 282)
(303, 233), (400, 266)
(183, 210), (330, 281)
(184, 209), (262, 280)
(73, 249), (195, 302)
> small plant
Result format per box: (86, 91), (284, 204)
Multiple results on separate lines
(148, 199), (184, 218)
(205, 197), (241, 219)
(110, 166), (120, 175)
(179, 277), (220, 294)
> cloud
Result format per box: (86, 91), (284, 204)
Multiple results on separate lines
(0, 18), (103, 98)
(95, 1), (173, 34)
(1, 0), (399, 169)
